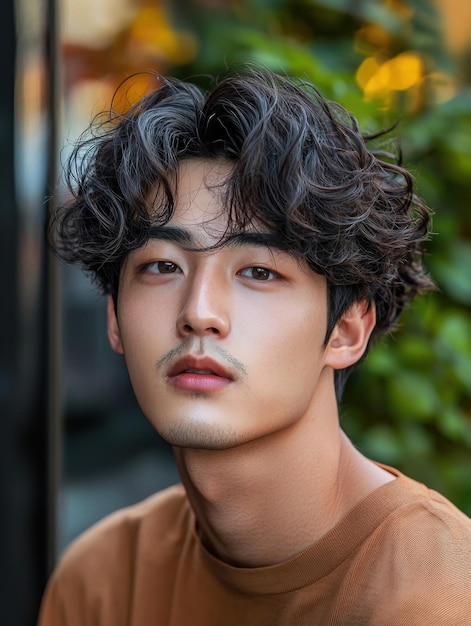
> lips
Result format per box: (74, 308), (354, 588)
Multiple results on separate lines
(167, 355), (234, 389)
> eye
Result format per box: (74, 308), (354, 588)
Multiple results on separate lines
(145, 260), (181, 274)
(239, 266), (277, 281)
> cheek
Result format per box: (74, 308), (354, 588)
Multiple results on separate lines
(117, 301), (167, 370)
(239, 310), (327, 431)
(240, 300), (327, 381)
(120, 290), (175, 338)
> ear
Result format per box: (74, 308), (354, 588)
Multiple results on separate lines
(324, 301), (376, 370)
(107, 296), (124, 355)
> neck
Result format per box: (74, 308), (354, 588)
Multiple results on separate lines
(173, 390), (394, 568)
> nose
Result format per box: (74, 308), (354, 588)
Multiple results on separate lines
(176, 266), (230, 338)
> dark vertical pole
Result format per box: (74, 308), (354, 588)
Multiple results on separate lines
(0, 0), (41, 623)
(0, 0), (61, 623)
(44, 0), (62, 579)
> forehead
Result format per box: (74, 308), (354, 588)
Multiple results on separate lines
(148, 158), (295, 254)
(166, 159), (232, 235)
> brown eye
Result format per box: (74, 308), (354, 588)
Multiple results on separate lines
(146, 261), (180, 274)
(240, 267), (275, 281)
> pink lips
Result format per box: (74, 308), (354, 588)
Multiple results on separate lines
(166, 355), (234, 392)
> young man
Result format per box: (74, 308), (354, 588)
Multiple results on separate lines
(39, 69), (471, 625)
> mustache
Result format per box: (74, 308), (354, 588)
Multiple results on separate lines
(156, 337), (248, 377)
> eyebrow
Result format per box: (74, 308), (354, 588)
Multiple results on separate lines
(147, 225), (290, 252)
(225, 231), (291, 252)
(148, 225), (194, 246)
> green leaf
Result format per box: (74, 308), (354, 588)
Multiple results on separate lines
(430, 243), (471, 305)
(387, 372), (441, 421)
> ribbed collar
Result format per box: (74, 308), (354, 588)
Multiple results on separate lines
(194, 466), (427, 595)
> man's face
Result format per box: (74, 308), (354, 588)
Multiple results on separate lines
(108, 159), (345, 450)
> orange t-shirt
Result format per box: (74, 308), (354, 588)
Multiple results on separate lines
(38, 467), (471, 625)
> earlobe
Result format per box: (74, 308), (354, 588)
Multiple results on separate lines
(107, 296), (124, 355)
(324, 301), (376, 370)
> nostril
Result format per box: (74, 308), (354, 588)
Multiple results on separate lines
(181, 324), (219, 334)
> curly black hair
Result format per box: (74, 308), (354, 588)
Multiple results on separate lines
(50, 68), (434, 399)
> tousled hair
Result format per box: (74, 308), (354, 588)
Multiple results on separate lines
(50, 68), (434, 400)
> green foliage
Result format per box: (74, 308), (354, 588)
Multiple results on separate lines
(170, 0), (471, 512)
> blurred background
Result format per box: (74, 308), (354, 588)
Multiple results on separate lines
(2, 0), (471, 623)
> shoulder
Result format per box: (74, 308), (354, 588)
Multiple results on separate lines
(372, 472), (471, 558)
(356, 472), (471, 624)
(58, 483), (188, 571)
(38, 484), (190, 626)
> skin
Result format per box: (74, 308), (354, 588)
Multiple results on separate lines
(108, 159), (395, 567)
